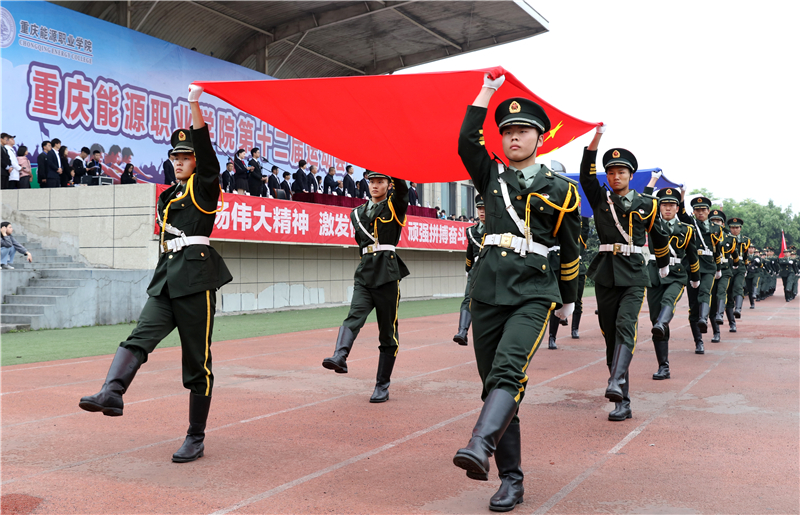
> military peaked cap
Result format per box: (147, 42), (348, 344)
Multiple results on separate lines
(170, 129), (194, 155)
(475, 194), (484, 207)
(495, 98), (551, 135)
(602, 148), (638, 173)
(690, 196), (712, 209)
(709, 209), (726, 223)
(364, 170), (392, 180)
(656, 187), (680, 204)
(728, 217), (743, 227)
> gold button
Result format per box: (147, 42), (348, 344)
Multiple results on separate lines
(181, 203), (185, 207)
(501, 251), (507, 257)
(539, 206), (544, 211)
(201, 252), (205, 257)
(542, 264), (546, 270)
(493, 189), (498, 194)
(516, 196), (522, 200)
(390, 255), (394, 259)
(168, 255), (173, 259)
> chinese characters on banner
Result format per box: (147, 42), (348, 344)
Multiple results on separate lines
(25, 60), (349, 173)
(154, 185), (470, 251)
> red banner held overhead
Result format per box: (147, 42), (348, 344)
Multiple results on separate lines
(154, 186), (471, 251)
(194, 67), (599, 183)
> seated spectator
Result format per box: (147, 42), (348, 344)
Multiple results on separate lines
(323, 166), (337, 194)
(120, 163), (137, 184)
(1, 222), (32, 269)
(17, 146), (32, 189)
(334, 180), (345, 196)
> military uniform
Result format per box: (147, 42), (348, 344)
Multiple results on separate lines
(644, 188), (700, 380)
(80, 124), (231, 463)
(452, 97), (581, 512)
(678, 196), (722, 352)
(454, 194), (486, 346)
(581, 146), (670, 421)
(547, 216), (590, 348)
(745, 249), (763, 307)
(322, 172), (409, 403)
(725, 218), (749, 324)
(708, 210), (739, 342)
(778, 248), (798, 301)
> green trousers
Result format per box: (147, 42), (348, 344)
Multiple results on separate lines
(121, 289), (216, 396)
(711, 274), (732, 312)
(595, 284), (647, 366)
(343, 281), (401, 356)
(647, 282), (685, 325)
(471, 298), (554, 419)
(460, 272), (474, 313)
(727, 269), (746, 307)
(688, 272), (715, 322)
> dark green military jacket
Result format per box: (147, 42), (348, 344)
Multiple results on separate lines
(350, 178), (410, 288)
(747, 254), (762, 278)
(648, 218), (701, 287)
(579, 148), (670, 288)
(678, 204), (722, 275)
(712, 230), (739, 276)
(148, 125), (232, 299)
(465, 223), (486, 273)
(579, 216), (591, 276)
(458, 106), (581, 307)
(777, 257), (796, 277)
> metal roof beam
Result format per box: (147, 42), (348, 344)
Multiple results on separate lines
(295, 45), (366, 75)
(391, 8), (461, 50)
(187, 1), (274, 39)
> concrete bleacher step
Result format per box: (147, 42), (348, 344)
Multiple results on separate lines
(1, 323), (31, 333)
(3, 295), (60, 305)
(1, 304), (47, 315)
(18, 286), (78, 296)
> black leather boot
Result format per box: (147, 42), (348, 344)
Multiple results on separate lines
(749, 292), (755, 308)
(710, 315), (721, 342)
(608, 372), (632, 421)
(548, 314), (559, 349)
(605, 344), (633, 403)
(489, 423), (524, 512)
(322, 326), (355, 373)
(727, 306), (737, 332)
(571, 312), (582, 339)
(453, 310), (472, 346)
(369, 352), (396, 403)
(173, 393), (211, 463)
(79, 346), (141, 417)
(697, 302), (710, 333)
(734, 295), (744, 318)
(691, 322), (704, 354)
(651, 305), (673, 340)
(454, 389), (518, 480)
(652, 336), (670, 380)
(715, 298), (725, 325)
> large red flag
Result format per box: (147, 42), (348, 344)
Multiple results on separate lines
(195, 67), (599, 183)
(779, 230), (787, 258)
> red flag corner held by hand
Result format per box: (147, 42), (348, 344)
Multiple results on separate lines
(195, 67), (600, 183)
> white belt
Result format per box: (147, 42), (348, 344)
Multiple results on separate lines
(548, 245), (561, 253)
(698, 249), (713, 256)
(599, 243), (643, 256)
(484, 233), (548, 257)
(649, 255), (680, 266)
(362, 244), (396, 255)
(163, 235), (210, 252)
(719, 257), (728, 264)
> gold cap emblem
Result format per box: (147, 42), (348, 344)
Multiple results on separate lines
(612, 150), (620, 158)
(509, 101), (521, 114)
(178, 131), (186, 141)
(666, 188), (672, 195)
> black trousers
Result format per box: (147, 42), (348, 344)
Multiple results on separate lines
(121, 289), (216, 396)
(343, 281), (401, 356)
(459, 272), (474, 312)
(575, 273), (586, 316)
(595, 284), (647, 366)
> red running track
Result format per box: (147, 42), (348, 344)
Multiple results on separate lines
(1, 293), (798, 514)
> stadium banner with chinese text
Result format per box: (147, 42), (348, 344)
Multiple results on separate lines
(0, 2), (356, 186)
(153, 186), (470, 251)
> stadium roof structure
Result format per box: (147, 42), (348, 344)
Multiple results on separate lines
(52, 1), (549, 78)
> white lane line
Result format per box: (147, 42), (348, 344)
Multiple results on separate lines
(532, 338), (743, 514)
(767, 303), (793, 321)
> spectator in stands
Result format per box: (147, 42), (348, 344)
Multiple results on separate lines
(1, 222), (33, 269)
(3, 134), (22, 189)
(37, 141), (51, 187)
(357, 170), (371, 199)
(72, 147), (89, 185)
(342, 165), (356, 197)
(163, 150), (176, 185)
(267, 165), (281, 198)
(46, 138), (63, 188)
(248, 148), (264, 197)
(86, 149), (103, 182)
(292, 159), (309, 194)
(221, 162), (233, 193)
(1, 133), (10, 189)
(17, 146), (32, 189)
(316, 175), (323, 192)
(307, 165), (320, 193)
(323, 166), (337, 194)
(59, 145), (74, 187)
(408, 182), (420, 206)
(120, 163), (137, 184)
(281, 171), (292, 199)
(233, 149), (250, 194)
(335, 180), (345, 196)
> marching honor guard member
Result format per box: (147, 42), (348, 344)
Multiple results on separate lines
(453, 72), (581, 512)
(708, 209), (739, 342)
(547, 216), (591, 348)
(79, 85), (232, 463)
(580, 126), (671, 422)
(322, 172), (409, 403)
(726, 218), (750, 324)
(454, 194), (487, 346)
(678, 194), (722, 354)
(745, 245), (762, 308)
(645, 188), (700, 380)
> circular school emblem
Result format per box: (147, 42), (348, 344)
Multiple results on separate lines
(0, 8), (15, 49)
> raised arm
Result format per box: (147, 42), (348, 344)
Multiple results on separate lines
(389, 177), (409, 222)
(189, 85), (221, 206)
(458, 73), (504, 194)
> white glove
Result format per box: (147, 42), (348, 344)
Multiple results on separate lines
(690, 280), (700, 289)
(715, 271), (722, 280)
(483, 73), (505, 91)
(596, 123), (607, 134)
(554, 302), (574, 320)
(651, 170), (663, 180)
(732, 265), (738, 270)
(659, 266), (669, 279)
(188, 84), (204, 102)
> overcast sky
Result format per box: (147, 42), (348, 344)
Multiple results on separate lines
(400, 0), (798, 211)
